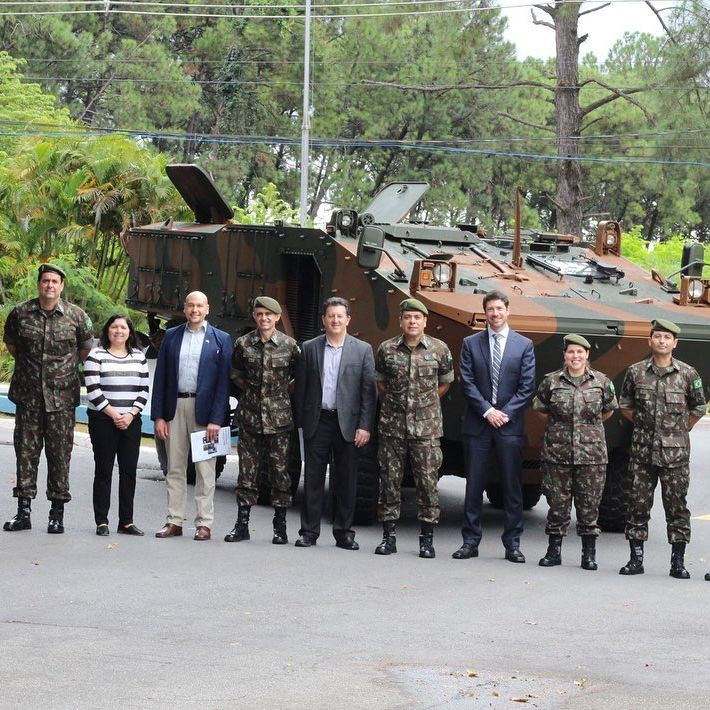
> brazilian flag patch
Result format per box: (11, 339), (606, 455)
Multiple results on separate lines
(693, 378), (703, 389)
(86, 316), (93, 330)
(609, 382), (616, 393)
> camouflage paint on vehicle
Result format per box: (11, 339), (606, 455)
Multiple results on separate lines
(121, 165), (710, 526)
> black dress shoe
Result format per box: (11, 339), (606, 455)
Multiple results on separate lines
(295, 535), (316, 547)
(705, 573), (710, 581)
(452, 543), (479, 559)
(117, 523), (145, 536)
(335, 535), (359, 551)
(96, 524), (109, 536)
(505, 547), (526, 563)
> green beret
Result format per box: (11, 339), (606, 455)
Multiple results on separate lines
(651, 318), (680, 336)
(37, 263), (66, 281)
(253, 296), (282, 314)
(563, 333), (591, 350)
(399, 298), (428, 315)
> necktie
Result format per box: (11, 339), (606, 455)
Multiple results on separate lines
(491, 333), (502, 405)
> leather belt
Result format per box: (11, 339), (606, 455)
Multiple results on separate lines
(321, 409), (337, 416)
(178, 392), (197, 398)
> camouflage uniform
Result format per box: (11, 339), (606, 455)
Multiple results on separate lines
(232, 329), (300, 507)
(3, 298), (94, 501)
(533, 367), (617, 536)
(620, 357), (706, 543)
(375, 334), (454, 523)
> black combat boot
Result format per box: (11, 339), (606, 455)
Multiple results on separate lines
(4, 497), (32, 531)
(669, 541), (690, 579)
(619, 540), (644, 575)
(224, 505), (250, 542)
(47, 501), (64, 534)
(419, 522), (435, 559)
(581, 535), (598, 571)
(272, 507), (288, 545)
(538, 534), (562, 567)
(374, 522), (397, 555)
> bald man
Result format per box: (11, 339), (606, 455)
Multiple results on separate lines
(152, 292), (233, 540)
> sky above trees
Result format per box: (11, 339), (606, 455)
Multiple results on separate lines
(504, 0), (675, 59)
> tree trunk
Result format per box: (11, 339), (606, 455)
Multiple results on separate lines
(554, 1), (583, 235)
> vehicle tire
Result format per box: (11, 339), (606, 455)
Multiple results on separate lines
(353, 440), (379, 526)
(522, 483), (542, 510)
(256, 431), (301, 506)
(598, 449), (631, 533)
(485, 482), (504, 509)
(186, 454), (223, 485)
(486, 482), (541, 510)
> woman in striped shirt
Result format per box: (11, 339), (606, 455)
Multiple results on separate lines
(85, 314), (149, 536)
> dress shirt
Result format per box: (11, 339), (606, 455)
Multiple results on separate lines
(321, 339), (344, 410)
(483, 325), (510, 419)
(178, 322), (206, 393)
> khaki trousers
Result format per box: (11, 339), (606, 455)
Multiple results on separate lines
(165, 398), (216, 528)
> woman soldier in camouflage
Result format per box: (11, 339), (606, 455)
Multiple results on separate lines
(532, 334), (618, 570)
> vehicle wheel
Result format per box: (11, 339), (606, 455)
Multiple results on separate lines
(288, 431), (302, 501)
(256, 458), (270, 506)
(353, 440), (379, 525)
(485, 482), (504, 509)
(486, 482), (541, 509)
(598, 449), (631, 533)
(186, 454), (223, 485)
(257, 431), (301, 506)
(522, 483), (542, 510)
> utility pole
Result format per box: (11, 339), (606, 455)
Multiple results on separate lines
(299, 0), (312, 227)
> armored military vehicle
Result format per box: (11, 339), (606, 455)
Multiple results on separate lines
(122, 164), (710, 529)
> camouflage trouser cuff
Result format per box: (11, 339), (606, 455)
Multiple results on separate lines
(236, 489), (258, 508)
(625, 531), (648, 541)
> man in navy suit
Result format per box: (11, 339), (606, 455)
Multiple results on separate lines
(453, 290), (535, 562)
(152, 291), (233, 541)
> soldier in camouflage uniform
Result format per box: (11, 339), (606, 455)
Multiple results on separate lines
(224, 297), (300, 545)
(532, 334), (617, 570)
(3, 264), (94, 534)
(618, 318), (706, 579)
(374, 298), (454, 558)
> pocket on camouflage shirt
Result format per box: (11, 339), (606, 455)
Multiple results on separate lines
(658, 434), (689, 467)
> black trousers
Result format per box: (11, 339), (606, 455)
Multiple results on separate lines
(462, 429), (524, 549)
(299, 411), (357, 540)
(88, 410), (142, 526)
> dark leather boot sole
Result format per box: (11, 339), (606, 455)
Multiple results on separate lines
(539, 557), (561, 567)
(619, 565), (644, 575)
(3, 519), (31, 531)
(375, 544), (397, 555)
(224, 529), (249, 542)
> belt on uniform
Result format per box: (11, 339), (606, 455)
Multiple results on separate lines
(178, 392), (197, 398)
(321, 409), (337, 416)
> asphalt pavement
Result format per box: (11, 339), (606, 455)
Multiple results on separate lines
(1, 417), (709, 709)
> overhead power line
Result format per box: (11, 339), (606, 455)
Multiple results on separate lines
(0, 0), (681, 20)
(0, 122), (707, 167)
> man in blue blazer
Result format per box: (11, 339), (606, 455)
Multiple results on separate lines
(152, 291), (233, 541)
(454, 290), (536, 562)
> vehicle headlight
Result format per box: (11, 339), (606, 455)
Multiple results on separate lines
(433, 262), (452, 286)
(688, 278), (704, 300)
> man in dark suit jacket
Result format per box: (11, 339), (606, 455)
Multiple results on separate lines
(454, 289), (535, 562)
(294, 297), (377, 550)
(152, 291), (233, 541)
